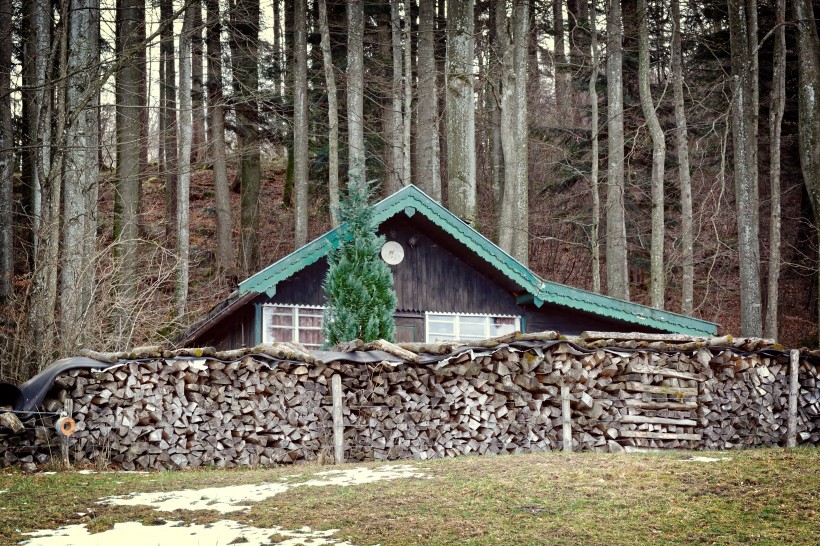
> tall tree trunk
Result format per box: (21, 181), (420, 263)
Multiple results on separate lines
(793, 0), (820, 343)
(417, 0), (440, 200)
(606, 0), (629, 300)
(191, 0), (206, 165)
(402, 4), (412, 190)
(206, 0), (233, 273)
(553, 0), (568, 123)
(347, 0), (365, 186)
(589, 0), (601, 293)
(177, 5), (193, 321)
(115, 0), (145, 341)
(62, 0), (100, 351)
(498, 0), (529, 265)
(22, 0), (52, 264)
(728, 0), (762, 336)
(637, 0), (666, 309)
(383, 0), (403, 194)
(446, 0), (476, 225)
(318, 0), (339, 227)
(671, 0), (693, 315)
(29, 0), (65, 371)
(293, 0), (308, 247)
(764, 0), (786, 340)
(0, 0), (13, 299)
(487, 1), (503, 217)
(230, 0), (261, 274)
(160, 0), (178, 243)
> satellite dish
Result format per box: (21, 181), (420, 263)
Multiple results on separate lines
(381, 241), (405, 265)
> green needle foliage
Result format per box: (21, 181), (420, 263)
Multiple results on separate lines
(322, 178), (396, 346)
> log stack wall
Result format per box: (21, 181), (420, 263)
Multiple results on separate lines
(1, 336), (818, 470)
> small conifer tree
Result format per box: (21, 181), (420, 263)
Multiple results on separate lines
(322, 178), (396, 346)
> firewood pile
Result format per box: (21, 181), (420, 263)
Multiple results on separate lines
(0, 332), (817, 470)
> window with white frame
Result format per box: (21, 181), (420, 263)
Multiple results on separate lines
(262, 305), (325, 349)
(425, 312), (520, 343)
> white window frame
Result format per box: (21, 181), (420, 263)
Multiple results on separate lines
(262, 304), (325, 348)
(424, 312), (520, 343)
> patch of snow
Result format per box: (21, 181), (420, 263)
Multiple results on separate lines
(20, 519), (357, 546)
(684, 456), (731, 463)
(103, 464), (428, 514)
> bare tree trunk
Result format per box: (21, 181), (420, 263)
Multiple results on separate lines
(510, 0), (529, 264)
(728, 0), (762, 336)
(177, 5), (193, 321)
(637, 0), (666, 309)
(487, 1), (503, 218)
(22, 0), (52, 264)
(161, 0), (178, 243)
(589, 0), (601, 293)
(206, 0), (233, 273)
(0, 0), (13, 299)
(318, 0), (339, 227)
(671, 0), (693, 315)
(28, 0), (65, 371)
(793, 0), (820, 343)
(114, 0), (145, 341)
(347, 0), (365, 186)
(403, 4), (412, 190)
(763, 0), (786, 340)
(62, 0), (100, 351)
(446, 0), (476, 225)
(417, 0), (440, 200)
(191, 0), (206, 165)
(230, 0), (261, 274)
(383, 0), (403, 194)
(293, 0), (309, 247)
(553, 0), (568, 123)
(606, 0), (629, 300)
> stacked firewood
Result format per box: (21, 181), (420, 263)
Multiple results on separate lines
(0, 334), (817, 470)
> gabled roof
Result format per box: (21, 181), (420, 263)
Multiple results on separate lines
(239, 185), (718, 336)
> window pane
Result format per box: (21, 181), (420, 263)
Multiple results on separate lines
(428, 320), (454, 335)
(491, 317), (517, 336)
(268, 327), (295, 343)
(459, 316), (486, 337)
(299, 328), (323, 348)
(299, 314), (323, 328)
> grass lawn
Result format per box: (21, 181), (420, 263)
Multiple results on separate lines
(0, 448), (818, 545)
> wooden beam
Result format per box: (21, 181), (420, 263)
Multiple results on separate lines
(619, 430), (702, 441)
(332, 374), (344, 464)
(625, 362), (706, 382)
(621, 415), (698, 426)
(605, 382), (697, 397)
(787, 349), (799, 448)
(624, 399), (698, 410)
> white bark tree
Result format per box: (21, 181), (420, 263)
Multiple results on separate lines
(446, 0), (476, 225)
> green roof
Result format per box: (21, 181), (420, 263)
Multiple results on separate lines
(240, 185), (717, 336)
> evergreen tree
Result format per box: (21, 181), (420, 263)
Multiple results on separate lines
(322, 179), (396, 346)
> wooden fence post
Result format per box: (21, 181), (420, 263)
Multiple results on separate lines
(332, 374), (344, 464)
(561, 383), (572, 452)
(787, 349), (799, 448)
(61, 399), (73, 468)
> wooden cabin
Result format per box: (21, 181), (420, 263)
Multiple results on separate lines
(181, 185), (717, 350)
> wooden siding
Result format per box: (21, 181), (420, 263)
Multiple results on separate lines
(195, 304), (256, 350)
(525, 302), (661, 336)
